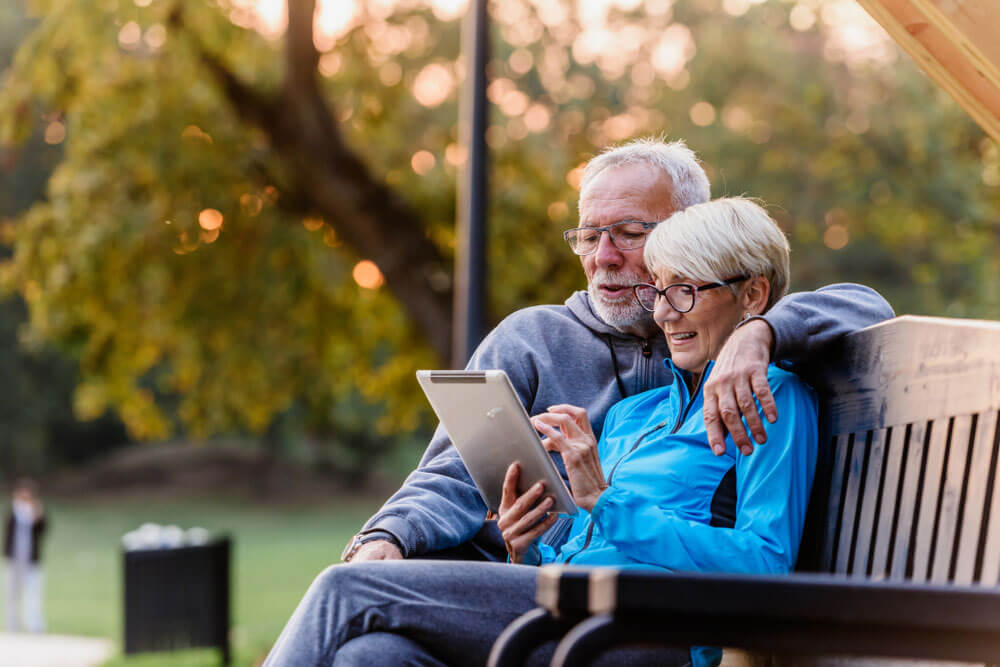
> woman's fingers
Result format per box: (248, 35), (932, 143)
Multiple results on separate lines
(545, 404), (589, 422)
(533, 417), (597, 462)
(499, 462), (521, 513)
(502, 496), (554, 542)
(497, 480), (547, 532)
(514, 512), (558, 545)
(505, 510), (558, 561)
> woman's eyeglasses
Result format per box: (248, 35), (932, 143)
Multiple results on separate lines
(632, 276), (749, 313)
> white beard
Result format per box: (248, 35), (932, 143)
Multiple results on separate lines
(587, 269), (653, 333)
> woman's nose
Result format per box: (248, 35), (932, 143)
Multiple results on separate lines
(654, 298), (680, 324)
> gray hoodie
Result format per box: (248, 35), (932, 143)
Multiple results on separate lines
(360, 284), (893, 559)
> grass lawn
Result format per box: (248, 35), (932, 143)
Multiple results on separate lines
(39, 496), (382, 666)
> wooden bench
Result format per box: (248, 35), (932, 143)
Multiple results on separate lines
(489, 315), (1000, 666)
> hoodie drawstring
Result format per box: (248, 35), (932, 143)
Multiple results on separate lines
(603, 335), (628, 399)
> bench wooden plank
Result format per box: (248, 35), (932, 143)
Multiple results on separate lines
(869, 426), (902, 580)
(853, 428), (888, 577)
(975, 413), (1000, 586)
(911, 418), (950, 581)
(836, 432), (869, 575)
(821, 433), (852, 573)
(889, 421), (928, 581)
(822, 316), (1000, 436)
(953, 410), (998, 584)
(930, 414), (973, 583)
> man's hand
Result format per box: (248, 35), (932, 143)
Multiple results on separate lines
(703, 318), (777, 456)
(349, 539), (403, 563)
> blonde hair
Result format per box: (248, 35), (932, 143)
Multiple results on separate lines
(643, 197), (790, 311)
(579, 137), (711, 213)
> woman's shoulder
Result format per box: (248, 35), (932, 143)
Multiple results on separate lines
(766, 363), (818, 404)
(606, 383), (677, 422)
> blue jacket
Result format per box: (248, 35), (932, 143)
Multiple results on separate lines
(538, 360), (819, 574)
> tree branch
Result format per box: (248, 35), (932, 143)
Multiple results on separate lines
(171, 1), (455, 361)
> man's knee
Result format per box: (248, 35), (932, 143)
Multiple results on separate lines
(333, 632), (446, 667)
(305, 561), (392, 609)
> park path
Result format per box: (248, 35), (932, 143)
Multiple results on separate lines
(0, 632), (114, 666)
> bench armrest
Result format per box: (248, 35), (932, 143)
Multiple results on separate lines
(549, 568), (1000, 665)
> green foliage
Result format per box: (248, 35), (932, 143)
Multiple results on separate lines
(1, 0), (998, 450)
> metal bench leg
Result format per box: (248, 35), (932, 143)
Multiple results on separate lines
(488, 608), (575, 667)
(550, 614), (618, 667)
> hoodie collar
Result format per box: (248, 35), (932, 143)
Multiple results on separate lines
(565, 290), (642, 339)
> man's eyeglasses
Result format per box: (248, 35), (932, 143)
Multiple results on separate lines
(563, 220), (660, 256)
(632, 276), (749, 313)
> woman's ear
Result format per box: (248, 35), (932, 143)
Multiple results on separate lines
(741, 276), (770, 316)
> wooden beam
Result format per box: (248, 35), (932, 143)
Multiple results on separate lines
(856, 0), (1000, 144)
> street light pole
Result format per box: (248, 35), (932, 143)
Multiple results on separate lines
(452, 0), (489, 368)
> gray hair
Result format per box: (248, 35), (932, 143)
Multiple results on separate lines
(579, 137), (711, 213)
(643, 197), (790, 312)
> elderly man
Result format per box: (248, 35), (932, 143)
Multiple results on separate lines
(342, 138), (894, 564)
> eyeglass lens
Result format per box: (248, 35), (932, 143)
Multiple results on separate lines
(633, 284), (696, 313)
(566, 221), (652, 255)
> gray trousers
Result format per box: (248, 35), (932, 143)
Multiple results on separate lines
(263, 560), (689, 667)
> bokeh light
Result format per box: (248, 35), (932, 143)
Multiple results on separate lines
(118, 21), (141, 50)
(547, 201), (569, 222)
(144, 24), (167, 50)
(44, 121), (66, 145)
(523, 104), (552, 133)
(198, 209), (224, 231)
(789, 4), (817, 32)
(411, 150), (436, 175)
(412, 64), (454, 107)
(824, 225), (849, 250)
(353, 260), (385, 289)
(689, 102), (716, 127)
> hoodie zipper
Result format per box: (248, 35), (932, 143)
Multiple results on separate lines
(563, 420), (667, 564)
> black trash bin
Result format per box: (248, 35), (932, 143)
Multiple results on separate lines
(123, 536), (231, 664)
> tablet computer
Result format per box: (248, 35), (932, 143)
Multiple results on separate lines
(416, 370), (578, 515)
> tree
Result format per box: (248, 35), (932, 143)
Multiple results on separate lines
(1, 0), (997, 452)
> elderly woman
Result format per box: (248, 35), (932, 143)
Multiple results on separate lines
(264, 197), (818, 667)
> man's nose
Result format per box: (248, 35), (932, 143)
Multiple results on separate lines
(593, 230), (624, 268)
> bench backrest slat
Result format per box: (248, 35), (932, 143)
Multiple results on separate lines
(977, 420), (1000, 585)
(912, 416), (953, 583)
(805, 316), (1000, 584)
(819, 433), (850, 573)
(889, 421), (928, 580)
(869, 426), (903, 578)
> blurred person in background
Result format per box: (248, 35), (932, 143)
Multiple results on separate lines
(4, 478), (47, 633)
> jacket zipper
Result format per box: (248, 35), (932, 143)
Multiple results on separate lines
(563, 420), (667, 564)
(671, 368), (708, 434)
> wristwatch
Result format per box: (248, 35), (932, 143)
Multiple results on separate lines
(341, 531), (403, 562)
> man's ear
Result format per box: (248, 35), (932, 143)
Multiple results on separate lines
(741, 276), (771, 316)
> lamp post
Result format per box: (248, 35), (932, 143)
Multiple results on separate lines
(452, 0), (489, 368)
